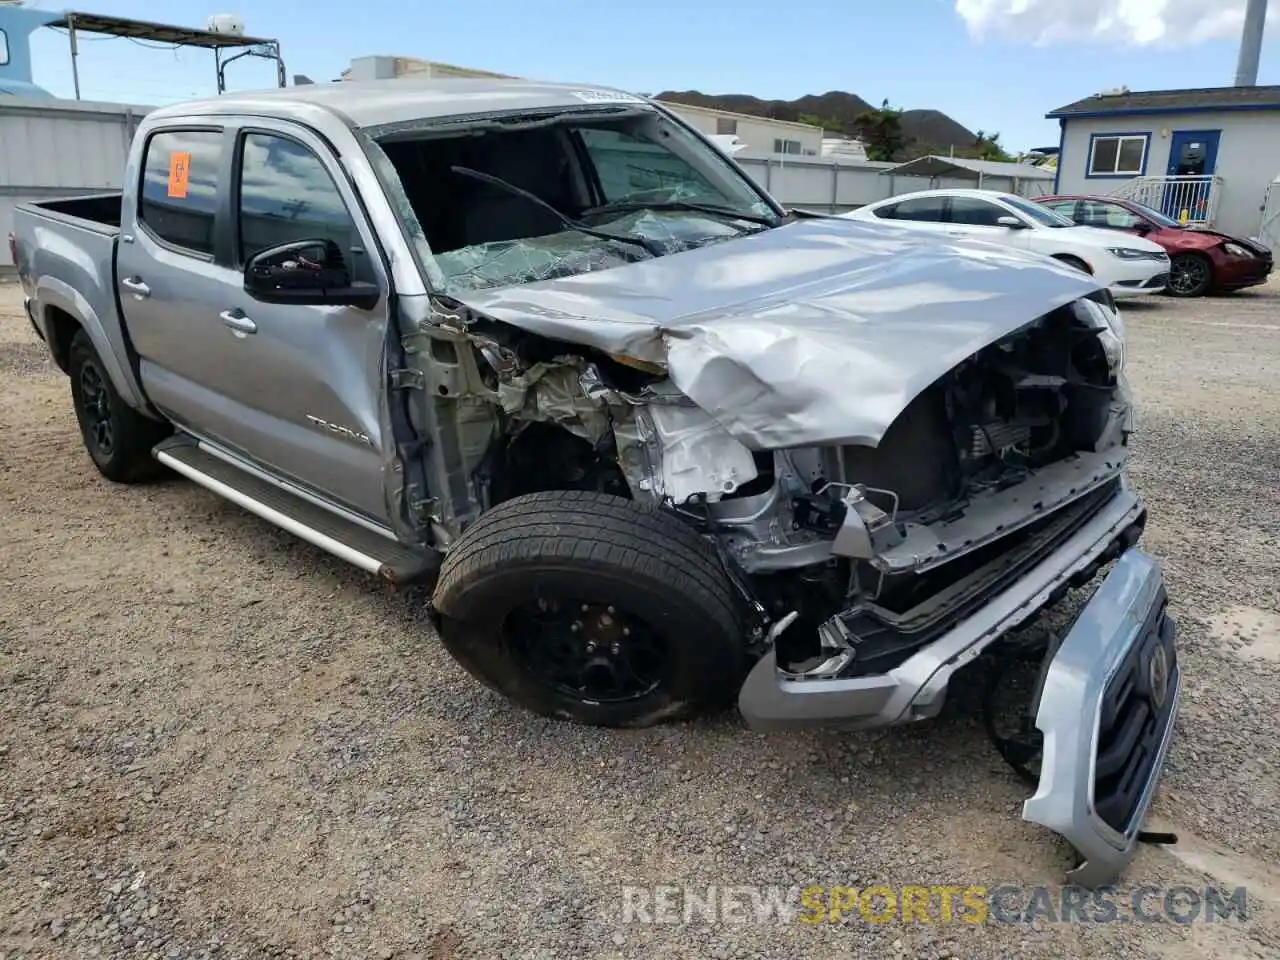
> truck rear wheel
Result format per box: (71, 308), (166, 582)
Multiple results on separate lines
(68, 331), (169, 483)
(430, 491), (749, 727)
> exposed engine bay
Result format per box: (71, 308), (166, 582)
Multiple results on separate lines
(411, 289), (1131, 682)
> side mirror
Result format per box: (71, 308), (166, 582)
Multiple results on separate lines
(1132, 221), (1153, 235)
(244, 239), (380, 310)
(996, 216), (1027, 229)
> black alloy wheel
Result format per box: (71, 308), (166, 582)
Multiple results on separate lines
(1167, 253), (1213, 297)
(506, 598), (670, 704)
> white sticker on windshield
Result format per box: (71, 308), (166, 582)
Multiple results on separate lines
(571, 90), (645, 104)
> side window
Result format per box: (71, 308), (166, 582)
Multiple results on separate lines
(1079, 200), (1141, 229)
(889, 197), (946, 222)
(577, 127), (725, 205)
(0, 30), (9, 67)
(139, 130), (224, 257)
(948, 197), (1007, 226)
(872, 202), (899, 219)
(1042, 200), (1079, 221)
(237, 132), (359, 265)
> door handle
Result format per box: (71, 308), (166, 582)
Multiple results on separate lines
(121, 276), (150, 298)
(219, 309), (257, 335)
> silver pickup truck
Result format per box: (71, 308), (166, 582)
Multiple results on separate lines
(13, 77), (1178, 884)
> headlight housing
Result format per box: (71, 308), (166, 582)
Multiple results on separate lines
(1078, 296), (1126, 373)
(1222, 241), (1252, 258)
(1107, 246), (1166, 261)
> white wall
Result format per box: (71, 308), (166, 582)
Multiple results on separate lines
(661, 101), (824, 159)
(0, 98), (148, 268)
(1056, 109), (1280, 237)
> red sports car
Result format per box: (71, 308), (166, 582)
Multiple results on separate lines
(1039, 195), (1274, 298)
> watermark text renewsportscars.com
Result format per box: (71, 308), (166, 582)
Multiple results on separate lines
(620, 884), (1249, 926)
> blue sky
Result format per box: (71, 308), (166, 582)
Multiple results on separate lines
(21, 0), (1280, 150)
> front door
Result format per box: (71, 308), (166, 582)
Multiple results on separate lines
(942, 195), (1032, 249)
(117, 120), (394, 524)
(1162, 130), (1220, 223)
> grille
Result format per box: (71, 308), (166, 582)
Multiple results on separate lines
(1093, 588), (1177, 833)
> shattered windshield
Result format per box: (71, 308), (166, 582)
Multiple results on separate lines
(377, 107), (780, 295)
(435, 209), (755, 293)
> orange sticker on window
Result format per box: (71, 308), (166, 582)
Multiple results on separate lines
(167, 151), (192, 199)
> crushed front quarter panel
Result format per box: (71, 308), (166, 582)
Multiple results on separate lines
(452, 217), (1105, 449)
(1022, 548), (1180, 888)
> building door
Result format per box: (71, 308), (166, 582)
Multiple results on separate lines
(1162, 130), (1220, 223)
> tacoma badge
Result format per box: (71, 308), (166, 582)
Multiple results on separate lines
(305, 414), (373, 446)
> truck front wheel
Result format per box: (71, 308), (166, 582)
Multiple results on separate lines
(430, 491), (749, 727)
(68, 331), (169, 483)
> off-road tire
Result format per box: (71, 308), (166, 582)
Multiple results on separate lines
(431, 490), (749, 727)
(68, 331), (169, 483)
(1166, 252), (1213, 298)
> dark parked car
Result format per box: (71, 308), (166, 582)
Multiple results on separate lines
(1040, 195), (1273, 297)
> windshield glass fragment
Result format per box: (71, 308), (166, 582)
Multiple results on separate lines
(434, 210), (760, 293)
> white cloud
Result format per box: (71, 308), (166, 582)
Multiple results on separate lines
(955, 0), (1276, 47)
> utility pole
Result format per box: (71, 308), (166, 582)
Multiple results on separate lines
(1235, 0), (1267, 87)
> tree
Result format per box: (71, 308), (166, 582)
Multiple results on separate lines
(798, 112), (847, 134)
(972, 129), (1010, 162)
(852, 99), (909, 162)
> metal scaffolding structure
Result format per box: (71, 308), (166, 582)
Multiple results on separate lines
(48, 10), (286, 100)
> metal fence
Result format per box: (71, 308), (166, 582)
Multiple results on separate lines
(0, 98), (148, 272)
(735, 156), (1051, 214)
(1107, 175), (1225, 229)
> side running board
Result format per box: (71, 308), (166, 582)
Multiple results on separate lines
(153, 436), (437, 585)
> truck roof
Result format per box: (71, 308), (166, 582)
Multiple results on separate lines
(146, 77), (652, 131)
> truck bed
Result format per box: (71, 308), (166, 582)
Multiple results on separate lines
(28, 194), (124, 232)
(14, 192), (137, 406)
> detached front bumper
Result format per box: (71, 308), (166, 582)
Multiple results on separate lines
(1023, 548), (1179, 888)
(738, 482), (1147, 731)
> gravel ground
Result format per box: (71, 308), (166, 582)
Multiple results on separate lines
(1, 278), (1278, 959)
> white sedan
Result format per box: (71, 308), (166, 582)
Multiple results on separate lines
(842, 189), (1171, 298)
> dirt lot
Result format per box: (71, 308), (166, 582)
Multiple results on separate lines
(1, 279), (1278, 960)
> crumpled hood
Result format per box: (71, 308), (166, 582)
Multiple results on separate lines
(453, 217), (1105, 449)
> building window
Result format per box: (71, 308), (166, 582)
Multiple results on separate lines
(715, 117), (737, 136)
(773, 138), (802, 155)
(1088, 134), (1148, 177)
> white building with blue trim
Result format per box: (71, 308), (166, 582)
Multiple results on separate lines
(1047, 85), (1280, 239)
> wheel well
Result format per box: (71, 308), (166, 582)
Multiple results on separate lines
(1052, 253), (1093, 274)
(486, 422), (631, 505)
(43, 306), (81, 374)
